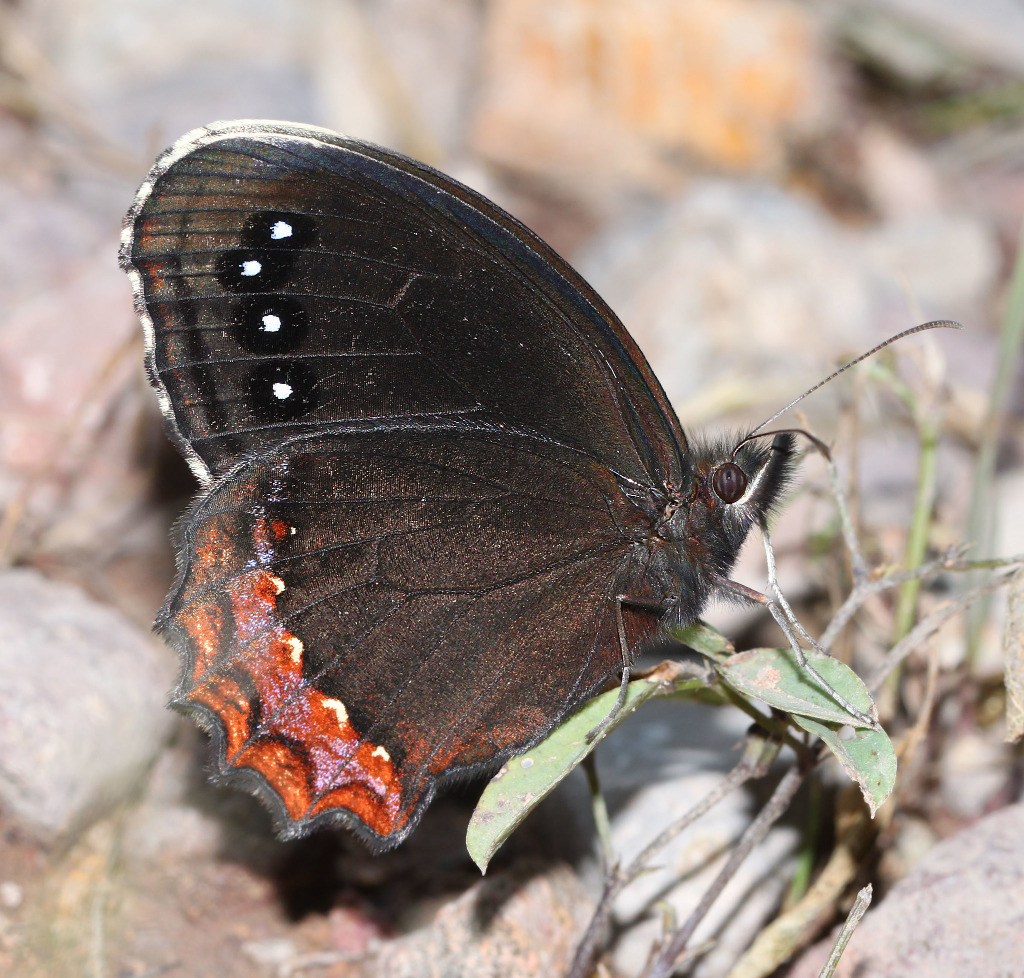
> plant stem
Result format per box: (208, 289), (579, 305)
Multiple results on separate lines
(894, 409), (940, 641)
(641, 762), (810, 978)
(966, 225), (1024, 664)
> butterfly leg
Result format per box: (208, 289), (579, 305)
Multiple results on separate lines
(713, 533), (877, 728)
(585, 595), (672, 743)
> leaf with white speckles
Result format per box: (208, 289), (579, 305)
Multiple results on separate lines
(466, 659), (705, 873)
(795, 714), (896, 815)
(703, 644), (894, 812)
(717, 646), (877, 727)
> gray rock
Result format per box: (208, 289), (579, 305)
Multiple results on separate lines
(118, 739), (224, 864)
(579, 181), (877, 424)
(24, 0), (310, 145)
(937, 728), (1012, 819)
(790, 802), (1024, 978)
(578, 181), (998, 432)
(0, 255), (150, 559)
(314, 0), (485, 157)
(21, 0), (480, 166)
(995, 468), (1024, 561)
(861, 212), (1000, 312)
(0, 569), (175, 840)
(370, 860), (592, 978)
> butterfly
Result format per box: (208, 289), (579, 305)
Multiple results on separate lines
(121, 120), (794, 851)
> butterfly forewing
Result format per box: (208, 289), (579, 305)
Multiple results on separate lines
(123, 121), (687, 488)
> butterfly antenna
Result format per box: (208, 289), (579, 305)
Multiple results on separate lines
(745, 320), (964, 441)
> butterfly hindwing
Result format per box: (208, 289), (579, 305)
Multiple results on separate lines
(165, 424), (664, 847)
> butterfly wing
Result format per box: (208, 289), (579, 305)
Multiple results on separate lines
(167, 424), (662, 847)
(123, 121), (691, 848)
(121, 120), (687, 490)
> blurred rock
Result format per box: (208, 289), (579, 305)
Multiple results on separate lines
(471, 0), (833, 194)
(578, 180), (999, 430)
(241, 937), (298, 968)
(790, 802), (1024, 978)
(861, 212), (1000, 312)
(934, 130), (1024, 250)
(938, 728), (1012, 819)
(119, 739), (223, 865)
(366, 860), (591, 978)
(0, 568), (175, 841)
(0, 177), (109, 311)
(308, 0), (484, 163)
(837, 6), (976, 88)
(876, 813), (940, 884)
(0, 254), (133, 476)
(995, 468), (1024, 560)
(18, 0), (483, 171)
(21, 0), (313, 150)
(0, 247), (159, 576)
(580, 181), (872, 424)
(597, 699), (799, 978)
(857, 123), (944, 220)
(0, 882), (22, 911)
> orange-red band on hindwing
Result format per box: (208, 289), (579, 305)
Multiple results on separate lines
(177, 514), (405, 837)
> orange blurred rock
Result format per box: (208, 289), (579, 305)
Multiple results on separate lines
(471, 0), (832, 193)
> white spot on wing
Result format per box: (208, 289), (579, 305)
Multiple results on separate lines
(261, 313), (282, 333)
(283, 634), (303, 663)
(269, 574), (286, 594)
(270, 220), (293, 240)
(322, 697), (349, 726)
(272, 382), (293, 400)
(241, 259), (262, 277)
(371, 745), (390, 762)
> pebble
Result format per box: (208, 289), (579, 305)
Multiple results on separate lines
(241, 937), (298, 967)
(0, 882), (22, 911)
(0, 568), (175, 841)
(369, 860), (591, 978)
(791, 802), (1024, 978)
(937, 728), (1012, 819)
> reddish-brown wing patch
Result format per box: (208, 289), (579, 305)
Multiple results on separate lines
(171, 510), (406, 839)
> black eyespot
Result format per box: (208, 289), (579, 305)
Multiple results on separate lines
(248, 361), (318, 421)
(241, 211), (319, 250)
(712, 462), (747, 503)
(233, 296), (310, 354)
(215, 249), (293, 292)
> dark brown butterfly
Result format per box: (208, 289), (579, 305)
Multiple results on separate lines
(121, 120), (793, 850)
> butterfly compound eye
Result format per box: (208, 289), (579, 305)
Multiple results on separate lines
(712, 462), (747, 503)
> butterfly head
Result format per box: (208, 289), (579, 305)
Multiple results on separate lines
(660, 432), (794, 621)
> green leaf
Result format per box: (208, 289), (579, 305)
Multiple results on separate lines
(713, 646), (894, 813)
(795, 715), (897, 816)
(717, 646), (877, 727)
(466, 660), (704, 873)
(671, 620), (734, 662)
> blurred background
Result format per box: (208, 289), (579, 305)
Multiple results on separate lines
(0, 1), (1022, 976)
